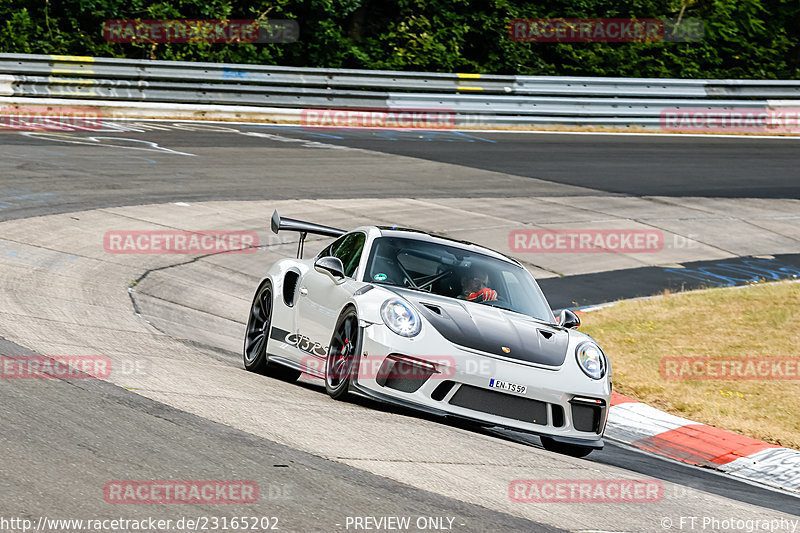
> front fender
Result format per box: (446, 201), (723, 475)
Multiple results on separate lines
(349, 284), (402, 326)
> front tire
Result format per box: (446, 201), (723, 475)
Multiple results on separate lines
(243, 280), (301, 382)
(325, 309), (361, 400)
(540, 436), (594, 458)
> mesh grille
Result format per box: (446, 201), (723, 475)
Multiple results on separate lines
(449, 385), (547, 425)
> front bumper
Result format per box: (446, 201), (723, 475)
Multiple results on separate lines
(355, 322), (611, 444)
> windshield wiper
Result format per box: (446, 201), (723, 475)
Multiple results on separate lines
(477, 301), (556, 325)
(479, 301), (516, 313)
(375, 281), (430, 294)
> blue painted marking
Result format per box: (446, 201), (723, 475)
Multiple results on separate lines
(451, 131), (497, 143)
(367, 130), (402, 141)
(0, 189), (59, 211)
(222, 68), (250, 80)
(664, 258), (800, 287)
(243, 125), (345, 140)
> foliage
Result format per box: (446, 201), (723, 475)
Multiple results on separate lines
(1, 0), (798, 78)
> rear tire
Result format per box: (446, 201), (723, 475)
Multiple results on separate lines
(540, 436), (594, 458)
(325, 309), (361, 400)
(243, 280), (301, 382)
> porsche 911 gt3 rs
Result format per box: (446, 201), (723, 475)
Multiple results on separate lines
(244, 211), (612, 457)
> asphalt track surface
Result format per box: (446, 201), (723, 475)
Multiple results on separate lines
(2, 124), (800, 223)
(1, 121), (799, 531)
(0, 335), (558, 532)
(540, 253), (800, 310)
(250, 127), (800, 198)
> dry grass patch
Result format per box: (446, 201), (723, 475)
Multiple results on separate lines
(581, 280), (800, 449)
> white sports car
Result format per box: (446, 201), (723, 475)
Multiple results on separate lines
(244, 211), (612, 457)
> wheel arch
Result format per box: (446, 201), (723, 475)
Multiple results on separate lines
(324, 302), (365, 400)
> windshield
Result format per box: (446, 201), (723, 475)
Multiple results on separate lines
(364, 236), (554, 323)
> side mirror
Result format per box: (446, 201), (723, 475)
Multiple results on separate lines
(314, 256), (345, 282)
(558, 309), (581, 329)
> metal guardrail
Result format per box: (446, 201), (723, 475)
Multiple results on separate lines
(1, 53), (798, 128)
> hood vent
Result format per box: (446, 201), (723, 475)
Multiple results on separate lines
(422, 303), (442, 315)
(538, 329), (554, 340)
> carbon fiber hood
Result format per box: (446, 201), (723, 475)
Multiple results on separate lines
(387, 287), (568, 367)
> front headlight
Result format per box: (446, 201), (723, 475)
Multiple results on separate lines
(576, 342), (606, 380)
(380, 299), (421, 337)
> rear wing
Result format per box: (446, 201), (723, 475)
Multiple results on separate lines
(271, 210), (345, 258)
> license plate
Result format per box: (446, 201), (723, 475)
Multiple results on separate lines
(489, 378), (527, 395)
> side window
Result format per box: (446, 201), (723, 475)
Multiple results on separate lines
(317, 235), (346, 260)
(331, 232), (366, 278)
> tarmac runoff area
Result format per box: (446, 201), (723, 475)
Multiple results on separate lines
(0, 198), (799, 532)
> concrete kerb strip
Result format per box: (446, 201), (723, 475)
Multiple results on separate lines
(605, 392), (800, 494)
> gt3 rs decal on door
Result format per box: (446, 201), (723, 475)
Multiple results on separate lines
(270, 327), (328, 357)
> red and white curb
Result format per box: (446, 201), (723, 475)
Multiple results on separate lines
(604, 391), (800, 493)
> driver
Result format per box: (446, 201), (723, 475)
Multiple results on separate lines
(459, 266), (498, 302)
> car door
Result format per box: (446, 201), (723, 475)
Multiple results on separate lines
(296, 232), (366, 358)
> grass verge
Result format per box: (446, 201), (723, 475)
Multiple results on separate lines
(580, 280), (800, 450)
